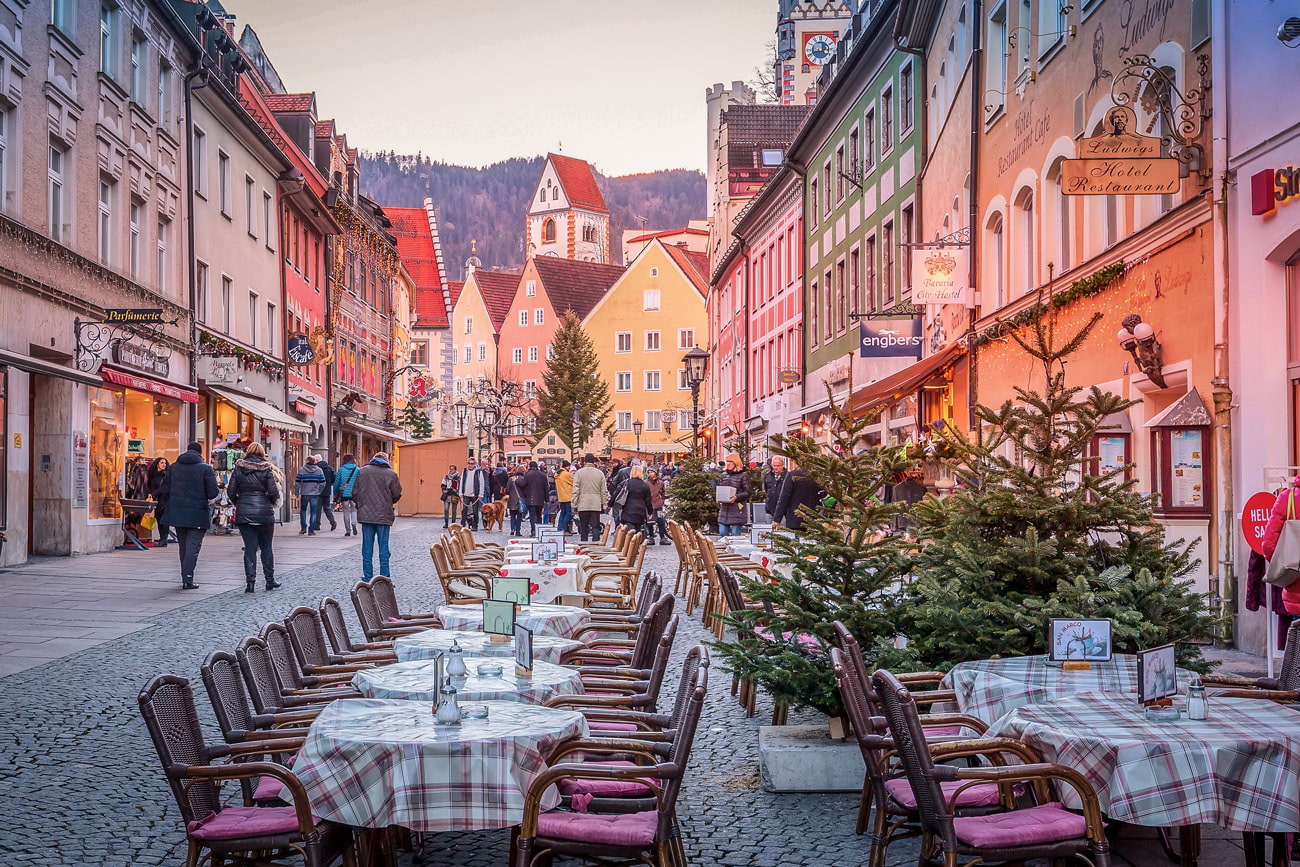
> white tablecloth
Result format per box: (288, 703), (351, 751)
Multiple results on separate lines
(351, 657), (584, 705)
(494, 563), (583, 603)
(436, 603), (591, 639)
(393, 628), (583, 665)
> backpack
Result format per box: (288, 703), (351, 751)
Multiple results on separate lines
(613, 480), (629, 508)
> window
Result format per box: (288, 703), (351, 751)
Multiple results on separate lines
(678, 369), (690, 390)
(616, 372), (632, 392)
(218, 151), (231, 215)
(643, 289), (660, 311)
(528, 346), (538, 363)
(0, 107), (9, 214)
(534, 308), (544, 325)
(130, 34), (145, 102)
(100, 5), (119, 78)
(645, 370), (661, 391)
(824, 269), (834, 339)
(882, 221), (895, 307)
(248, 292), (258, 346)
(678, 328), (694, 350)
(882, 88), (894, 151)
(901, 205), (914, 293)
(512, 347), (523, 365)
(835, 259), (846, 334)
(464, 345), (473, 363)
(51, 0), (73, 34)
(221, 276), (232, 332)
(986, 3), (1008, 118)
(192, 128), (207, 197)
(156, 218), (168, 292)
(809, 179), (819, 227)
(615, 332), (632, 353)
(98, 180), (113, 264)
(524, 380), (537, 398)
(196, 261), (209, 323)
(678, 409), (693, 428)
(810, 279), (819, 344)
(263, 192), (273, 249)
(582, 224), (597, 243)
(864, 110), (876, 171)
(835, 146), (845, 202)
(478, 342), (486, 361)
(526, 280), (536, 297)
(464, 316), (473, 334)
(645, 331), (661, 351)
(822, 163), (832, 216)
(519, 310), (528, 327)
(616, 411), (632, 432)
(1016, 190), (1035, 296)
(48, 142), (67, 243)
(157, 58), (173, 122)
(987, 212), (1006, 309)
(644, 410), (662, 432)
(266, 302), (277, 354)
(850, 247), (861, 318)
(649, 267), (659, 278)
(539, 188), (546, 202)
(900, 64), (914, 132)
(245, 176), (255, 236)
(849, 128), (859, 178)
(409, 341), (429, 367)
(542, 218), (556, 243)
(545, 344), (554, 360)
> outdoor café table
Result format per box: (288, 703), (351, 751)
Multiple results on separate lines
(436, 602), (591, 639)
(291, 698), (589, 833)
(492, 562), (584, 603)
(351, 658), (584, 705)
(940, 653), (1194, 726)
(392, 628), (584, 666)
(984, 691), (1300, 862)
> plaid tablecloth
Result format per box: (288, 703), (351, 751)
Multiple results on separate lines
(984, 692), (1300, 831)
(351, 658), (584, 705)
(493, 563), (583, 604)
(437, 603), (591, 639)
(393, 628), (584, 666)
(293, 698), (589, 832)
(940, 654), (1193, 725)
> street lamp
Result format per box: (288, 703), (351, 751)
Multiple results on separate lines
(632, 419), (643, 462)
(682, 346), (710, 458)
(453, 399), (470, 461)
(572, 402), (583, 453)
(482, 405), (499, 462)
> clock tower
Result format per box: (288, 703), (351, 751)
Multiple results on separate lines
(775, 1), (857, 105)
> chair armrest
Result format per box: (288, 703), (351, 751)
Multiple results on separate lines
(544, 693), (648, 710)
(915, 712), (990, 735)
(520, 762), (672, 835)
(183, 762), (316, 835)
(547, 737), (666, 764)
(1213, 688), (1300, 701)
(938, 763), (1108, 836)
(303, 661), (375, 675)
(571, 623), (638, 640)
(896, 671), (948, 688)
(1203, 674), (1278, 690)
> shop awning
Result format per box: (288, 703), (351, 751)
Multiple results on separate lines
(208, 385), (312, 432)
(1145, 388), (1212, 428)
(340, 416), (412, 443)
(848, 344), (966, 417)
(101, 365), (200, 403)
(0, 348), (102, 387)
(637, 442), (691, 455)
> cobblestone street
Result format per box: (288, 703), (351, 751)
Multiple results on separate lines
(0, 519), (1252, 865)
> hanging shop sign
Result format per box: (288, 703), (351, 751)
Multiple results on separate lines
(859, 317), (923, 358)
(286, 333), (315, 365)
(777, 369), (801, 384)
(1061, 158), (1180, 195)
(910, 247), (969, 305)
(1251, 166), (1300, 217)
(408, 375), (432, 405)
(1242, 490), (1278, 556)
(1075, 107), (1162, 159)
(104, 308), (165, 324)
(111, 340), (170, 378)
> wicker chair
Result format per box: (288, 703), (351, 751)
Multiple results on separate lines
(237, 636), (353, 716)
(1204, 620), (1300, 700)
(261, 623), (362, 696)
(872, 670), (1111, 867)
(430, 542), (492, 604)
(586, 573), (662, 628)
(138, 675), (356, 867)
(550, 617), (679, 718)
(350, 580), (439, 644)
(584, 534), (647, 608)
(565, 596), (676, 670)
(284, 606), (392, 675)
(563, 642), (709, 738)
(319, 596), (395, 656)
(515, 646), (708, 867)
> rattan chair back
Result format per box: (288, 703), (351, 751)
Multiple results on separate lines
(630, 595), (676, 670)
(350, 581), (387, 642)
(634, 572), (663, 618)
(872, 670), (955, 842)
(320, 596), (359, 655)
(656, 644), (709, 820)
(1281, 621), (1300, 690)
(715, 564), (748, 615)
(665, 644), (710, 734)
(200, 649), (260, 743)
(284, 606), (335, 672)
(370, 577), (403, 622)
(237, 636), (287, 714)
(138, 675), (223, 825)
(641, 616), (680, 713)
(261, 622), (309, 691)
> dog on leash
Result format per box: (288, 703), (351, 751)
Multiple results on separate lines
(480, 500), (507, 532)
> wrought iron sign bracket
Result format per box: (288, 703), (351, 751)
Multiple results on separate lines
(1111, 53), (1210, 179)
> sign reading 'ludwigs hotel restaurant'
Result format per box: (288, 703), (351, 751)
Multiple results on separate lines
(1062, 106), (1181, 195)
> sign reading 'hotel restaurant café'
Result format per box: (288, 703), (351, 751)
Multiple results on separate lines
(910, 247), (968, 305)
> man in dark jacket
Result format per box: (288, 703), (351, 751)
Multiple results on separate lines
(158, 442), (219, 589)
(459, 459), (491, 530)
(772, 465), (824, 531)
(311, 455), (337, 532)
(763, 457), (788, 523)
(607, 458), (627, 523)
(353, 452), (403, 581)
(522, 460), (550, 536)
(294, 456), (326, 536)
(492, 460), (511, 503)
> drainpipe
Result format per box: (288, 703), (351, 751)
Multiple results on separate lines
(183, 64), (212, 442)
(1209, 7), (1234, 647)
(966, 0), (984, 431)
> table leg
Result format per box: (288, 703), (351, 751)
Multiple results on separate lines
(358, 828), (396, 867)
(1158, 824), (1201, 867)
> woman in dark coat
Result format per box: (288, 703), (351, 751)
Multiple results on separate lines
(146, 457), (171, 547)
(157, 442), (219, 589)
(773, 466), (824, 531)
(227, 442), (281, 593)
(715, 452), (751, 537)
(619, 466), (655, 533)
(507, 465), (528, 537)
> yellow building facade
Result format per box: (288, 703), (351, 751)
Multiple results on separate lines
(583, 239), (709, 456)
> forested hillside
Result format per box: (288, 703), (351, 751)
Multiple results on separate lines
(359, 153), (705, 276)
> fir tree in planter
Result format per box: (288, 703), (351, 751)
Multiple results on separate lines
(899, 311), (1216, 672)
(397, 404), (433, 440)
(667, 457), (718, 533)
(713, 397), (915, 716)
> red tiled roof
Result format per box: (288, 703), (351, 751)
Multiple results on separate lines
(626, 227), (708, 243)
(662, 244), (709, 298)
(315, 119), (335, 139)
(532, 257), (626, 321)
(474, 270), (523, 330)
(383, 206), (448, 328)
(548, 153), (607, 212)
(447, 280), (464, 308)
(263, 93), (315, 113)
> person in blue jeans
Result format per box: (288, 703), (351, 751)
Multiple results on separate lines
(294, 456), (326, 535)
(351, 451), (402, 581)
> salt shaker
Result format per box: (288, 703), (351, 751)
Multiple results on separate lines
(1186, 676), (1208, 721)
(446, 639), (468, 678)
(434, 682), (463, 726)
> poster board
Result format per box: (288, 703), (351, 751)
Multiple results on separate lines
(1048, 618), (1113, 662)
(482, 599), (517, 636)
(492, 576), (531, 605)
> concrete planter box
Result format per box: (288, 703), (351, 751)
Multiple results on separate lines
(758, 724), (865, 792)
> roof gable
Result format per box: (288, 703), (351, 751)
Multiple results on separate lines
(661, 243), (710, 298)
(383, 206), (448, 328)
(470, 270), (522, 329)
(546, 153), (607, 212)
(530, 257), (625, 321)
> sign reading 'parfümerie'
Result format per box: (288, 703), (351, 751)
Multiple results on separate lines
(104, 308), (164, 323)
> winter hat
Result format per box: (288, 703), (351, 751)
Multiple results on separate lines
(372, 452), (389, 463)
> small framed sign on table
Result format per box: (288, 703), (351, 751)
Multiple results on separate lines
(1048, 618), (1113, 669)
(531, 540), (560, 562)
(1137, 643), (1179, 707)
(538, 530), (566, 552)
(482, 598), (517, 643)
(514, 624), (534, 677)
(492, 576), (531, 605)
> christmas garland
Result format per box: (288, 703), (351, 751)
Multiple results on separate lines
(971, 261), (1126, 347)
(198, 331), (286, 380)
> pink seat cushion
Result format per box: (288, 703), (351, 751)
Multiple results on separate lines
(753, 627), (820, 649)
(588, 719), (639, 731)
(536, 809), (659, 847)
(253, 774), (285, 801)
(188, 805), (300, 841)
(557, 761), (655, 797)
(924, 725), (963, 737)
(884, 778), (1002, 810)
(952, 803), (1086, 849)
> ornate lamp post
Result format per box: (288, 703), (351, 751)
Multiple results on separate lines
(682, 346), (710, 458)
(482, 405), (499, 463)
(632, 419), (643, 463)
(572, 402), (583, 453)
(453, 400), (470, 461)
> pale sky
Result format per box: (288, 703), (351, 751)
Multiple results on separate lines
(221, 0), (775, 176)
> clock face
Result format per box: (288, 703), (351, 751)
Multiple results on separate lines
(804, 34), (835, 65)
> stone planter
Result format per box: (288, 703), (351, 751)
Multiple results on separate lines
(758, 723), (865, 792)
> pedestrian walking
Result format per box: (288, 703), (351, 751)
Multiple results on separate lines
(227, 442), (281, 593)
(646, 468), (670, 544)
(353, 451), (402, 581)
(763, 457), (788, 524)
(507, 464), (528, 536)
(157, 442), (218, 589)
(523, 460), (549, 536)
(606, 458), (626, 524)
(573, 453), (609, 542)
(146, 457), (171, 547)
(311, 455), (337, 532)
(773, 464), (823, 531)
(334, 454), (360, 536)
(294, 456), (326, 535)
(492, 459), (511, 503)
(619, 466), (654, 537)
(459, 460), (491, 530)
(554, 460), (574, 533)
(440, 464), (460, 528)
(716, 452), (751, 537)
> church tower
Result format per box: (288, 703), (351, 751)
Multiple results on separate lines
(525, 153), (611, 264)
(776, 1), (857, 105)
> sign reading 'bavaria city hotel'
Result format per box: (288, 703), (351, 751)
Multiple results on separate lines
(1061, 106), (1180, 196)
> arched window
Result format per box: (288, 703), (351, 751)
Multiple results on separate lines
(1014, 187), (1035, 297)
(542, 218), (556, 243)
(1048, 159), (1072, 273)
(539, 188), (546, 202)
(986, 212), (1006, 311)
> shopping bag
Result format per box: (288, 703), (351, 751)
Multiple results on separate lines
(1265, 491), (1300, 586)
(140, 514), (158, 531)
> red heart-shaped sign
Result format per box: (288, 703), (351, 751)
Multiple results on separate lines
(498, 568), (509, 577)
(554, 568), (568, 576)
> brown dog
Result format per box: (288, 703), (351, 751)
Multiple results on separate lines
(480, 500), (506, 532)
